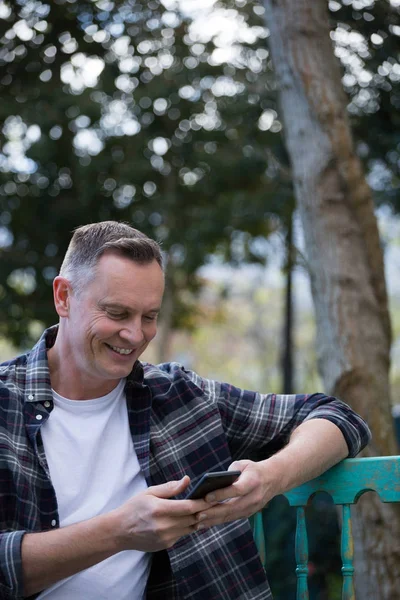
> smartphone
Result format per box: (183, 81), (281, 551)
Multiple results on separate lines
(185, 470), (241, 500)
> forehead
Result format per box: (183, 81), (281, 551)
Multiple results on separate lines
(88, 254), (164, 303)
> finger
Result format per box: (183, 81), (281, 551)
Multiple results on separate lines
(209, 461), (263, 503)
(164, 497), (216, 516)
(205, 487), (238, 503)
(147, 476), (191, 499)
(146, 494), (214, 519)
(162, 514), (200, 531)
(203, 469), (245, 503)
(162, 513), (210, 543)
(157, 521), (202, 548)
(195, 498), (246, 529)
(204, 477), (244, 503)
(228, 460), (247, 472)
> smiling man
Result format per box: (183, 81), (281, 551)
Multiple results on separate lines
(49, 250), (164, 399)
(0, 221), (371, 600)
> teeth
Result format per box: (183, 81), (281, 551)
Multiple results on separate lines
(109, 345), (133, 355)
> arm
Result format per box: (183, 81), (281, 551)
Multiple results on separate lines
(22, 513), (120, 597)
(265, 417), (349, 493)
(179, 370), (370, 527)
(181, 367), (371, 460)
(195, 419), (351, 529)
(19, 477), (211, 598)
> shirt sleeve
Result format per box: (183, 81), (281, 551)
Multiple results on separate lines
(184, 370), (371, 460)
(0, 530), (25, 600)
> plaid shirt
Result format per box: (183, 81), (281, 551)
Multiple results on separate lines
(0, 326), (371, 600)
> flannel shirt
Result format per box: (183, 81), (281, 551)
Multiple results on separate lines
(0, 326), (371, 600)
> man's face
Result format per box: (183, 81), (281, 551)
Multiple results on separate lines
(64, 254), (164, 390)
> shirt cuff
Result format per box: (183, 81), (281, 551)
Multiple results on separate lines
(0, 530), (25, 599)
(304, 403), (372, 457)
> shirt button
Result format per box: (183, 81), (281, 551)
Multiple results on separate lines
(44, 401), (51, 408)
(51, 520), (57, 527)
(35, 414), (43, 421)
(28, 394), (34, 400)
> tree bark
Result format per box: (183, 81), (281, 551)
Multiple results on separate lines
(264, 0), (400, 597)
(281, 211), (294, 394)
(155, 265), (175, 363)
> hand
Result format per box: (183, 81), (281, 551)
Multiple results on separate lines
(194, 460), (277, 531)
(112, 476), (215, 552)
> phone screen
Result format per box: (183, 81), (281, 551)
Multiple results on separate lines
(185, 470), (241, 500)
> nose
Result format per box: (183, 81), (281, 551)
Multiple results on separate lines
(119, 319), (145, 345)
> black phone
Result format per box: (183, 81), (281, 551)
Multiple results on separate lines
(185, 470), (241, 500)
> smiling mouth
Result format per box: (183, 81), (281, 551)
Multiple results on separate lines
(106, 344), (135, 356)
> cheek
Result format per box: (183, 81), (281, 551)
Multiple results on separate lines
(144, 323), (158, 341)
(86, 316), (117, 342)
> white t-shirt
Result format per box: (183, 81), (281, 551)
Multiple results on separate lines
(38, 379), (150, 600)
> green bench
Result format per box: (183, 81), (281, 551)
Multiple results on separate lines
(251, 456), (400, 599)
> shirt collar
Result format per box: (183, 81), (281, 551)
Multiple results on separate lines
(24, 324), (145, 403)
(24, 325), (56, 404)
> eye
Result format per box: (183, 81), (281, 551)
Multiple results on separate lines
(144, 315), (158, 322)
(107, 311), (126, 320)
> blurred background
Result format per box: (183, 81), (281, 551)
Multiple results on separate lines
(1, 0), (400, 597)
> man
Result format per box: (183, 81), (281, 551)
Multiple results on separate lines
(0, 221), (370, 600)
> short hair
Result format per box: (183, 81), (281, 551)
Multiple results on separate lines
(59, 221), (163, 295)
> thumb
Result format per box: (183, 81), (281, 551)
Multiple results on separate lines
(148, 475), (191, 499)
(228, 460), (250, 474)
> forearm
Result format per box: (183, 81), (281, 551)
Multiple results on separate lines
(261, 418), (349, 496)
(194, 420), (351, 529)
(22, 512), (119, 597)
(21, 477), (202, 597)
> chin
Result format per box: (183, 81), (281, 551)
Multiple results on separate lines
(107, 364), (136, 378)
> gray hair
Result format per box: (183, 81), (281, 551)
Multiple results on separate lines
(59, 221), (163, 295)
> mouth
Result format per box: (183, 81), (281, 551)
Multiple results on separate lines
(106, 344), (135, 356)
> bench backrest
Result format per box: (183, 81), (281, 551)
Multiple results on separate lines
(251, 456), (400, 599)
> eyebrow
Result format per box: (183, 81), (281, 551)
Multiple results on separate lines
(100, 302), (161, 314)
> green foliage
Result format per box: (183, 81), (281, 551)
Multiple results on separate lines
(326, 0), (400, 207)
(0, 0), (293, 345)
(2, 0), (400, 348)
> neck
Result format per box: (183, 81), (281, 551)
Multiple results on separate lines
(47, 336), (121, 400)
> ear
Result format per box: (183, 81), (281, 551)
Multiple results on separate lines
(53, 276), (72, 317)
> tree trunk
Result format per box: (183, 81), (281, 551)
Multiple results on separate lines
(263, 0), (400, 597)
(155, 266), (175, 364)
(281, 211), (294, 394)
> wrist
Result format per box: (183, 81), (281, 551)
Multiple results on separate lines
(259, 455), (289, 497)
(95, 510), (126, 554)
